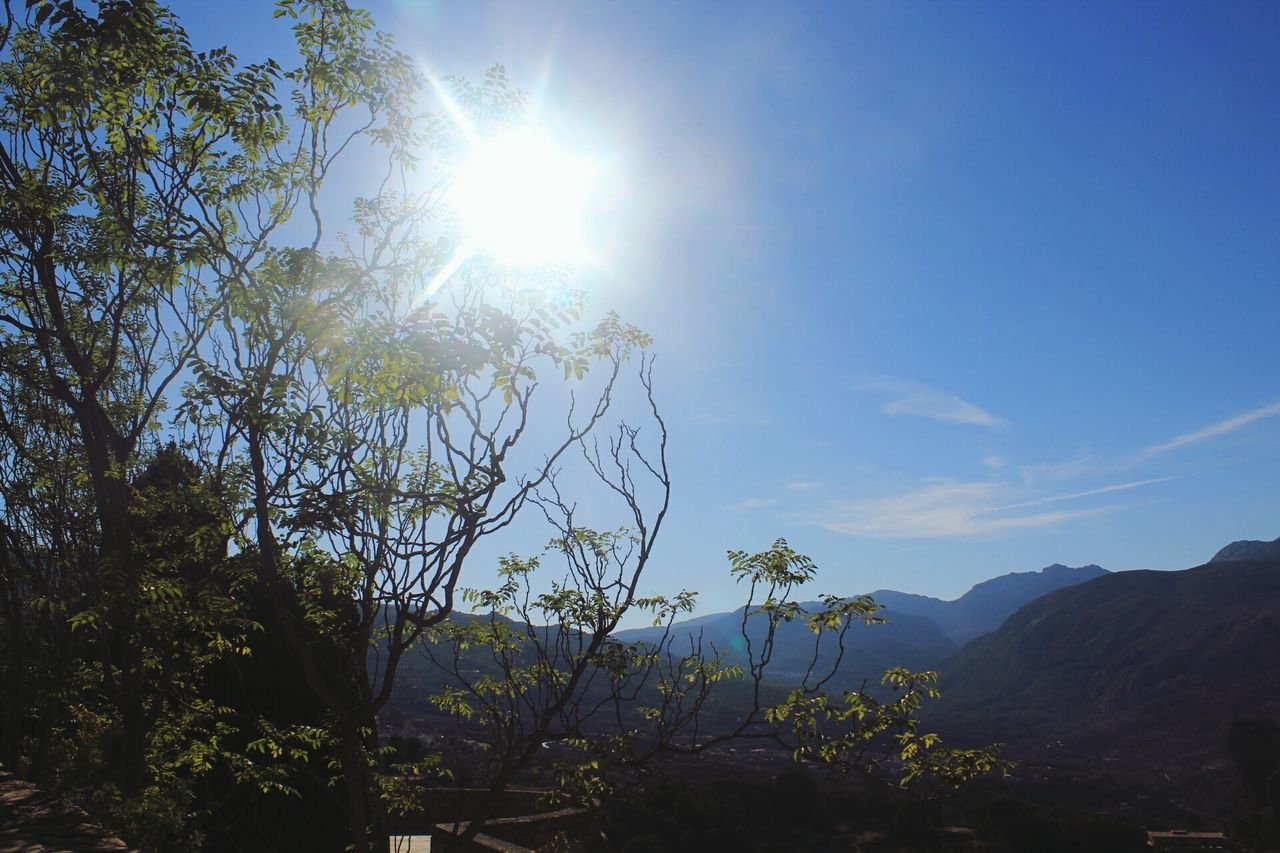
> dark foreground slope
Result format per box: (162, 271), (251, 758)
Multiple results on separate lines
(935, 557), (1280, 817)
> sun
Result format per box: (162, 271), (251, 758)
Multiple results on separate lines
(448, 126), (597, 268)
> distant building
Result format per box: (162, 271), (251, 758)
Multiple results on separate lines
(1146, 829), (1237, 851)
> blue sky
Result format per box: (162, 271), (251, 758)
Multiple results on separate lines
(174, 1), (1280, 614)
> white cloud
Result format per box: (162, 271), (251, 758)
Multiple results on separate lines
(861, 380), (1005, 428)
(982, 455), (1006, 470)
(1140, 401), (1280, 458)
(784, 480), (821, 492)
(816, 476), (1169, 539)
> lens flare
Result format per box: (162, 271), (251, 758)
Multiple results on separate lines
(449, 127), (597, 267)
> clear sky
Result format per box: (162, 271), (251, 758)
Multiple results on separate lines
(172, 0), (1280, 614)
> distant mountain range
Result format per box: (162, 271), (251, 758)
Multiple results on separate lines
(867, 563), (1109, 645)
(616, 603), (957, 685)
(611, 562), (1109, 685)
(389, 559), (1118, 709)
(387, 535), (1280, 826)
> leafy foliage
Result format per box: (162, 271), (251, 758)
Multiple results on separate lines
(0, 3), (1004, 851)
(0, 1), (672, 848)
(423, 537), (1008, 842)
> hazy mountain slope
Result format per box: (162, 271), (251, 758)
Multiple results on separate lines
(871, 563), (1109, 644)
(612, 562), (1111, 683)
(615, 605), (958, 688)
(389, 560), (1116, 710)
(384, 605), (956, 713)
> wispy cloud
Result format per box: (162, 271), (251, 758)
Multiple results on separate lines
(1140, 401), (1280, 458)
(816, 476), (1169, 539)
(726, 497), (778, 513)
(784, 480), (821, 492)
(994, 477), (1177, 511)
(862, 380), (1005, 428)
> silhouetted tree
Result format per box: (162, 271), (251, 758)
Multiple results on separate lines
(0, 4), (1005, 851)
(0, 2), (665, 848)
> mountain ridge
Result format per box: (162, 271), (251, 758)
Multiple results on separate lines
(868, 562), (1109, 644)
(933, 553), (1280, 819)
(1210, 535), (1280, 563)
(610, 561), (1111, 684)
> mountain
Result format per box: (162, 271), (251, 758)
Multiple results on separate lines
(390, 561), (1114, 708)
(934, 553), (1280, 818)
(1210, 536), (1280, 563)
(870, 563), (1110, 644)
(609, 562), (1109, 688)
(614, 604), (958, 687)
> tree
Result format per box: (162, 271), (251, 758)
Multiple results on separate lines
(0, 2), (1004, 850)
(426, 537), (1008, 849)
(0, 1), (669, 848)
(0, 0), (296, 842)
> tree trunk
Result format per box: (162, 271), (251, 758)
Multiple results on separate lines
(337, 714), (383, 853)
(76, 407), (149, 794)
(0, 612), (25, 770)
